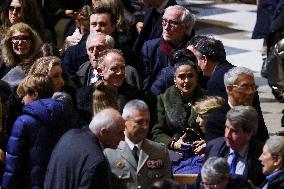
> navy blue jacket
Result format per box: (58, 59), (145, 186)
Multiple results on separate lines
(133, 0), (177, 53)
(44, 127), (111, 189)
(62, 34), (89, 77)
(205, 137), (265, 186)
(2, 98), (75, 189)
(206, 60), (234, 100)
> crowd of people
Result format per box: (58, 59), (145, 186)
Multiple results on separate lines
(0, 0), (284, 189)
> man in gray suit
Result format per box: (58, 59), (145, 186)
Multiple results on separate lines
(104, 100), (172, 189)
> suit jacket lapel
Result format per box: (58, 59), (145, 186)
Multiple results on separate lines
(120, 142), (138, 169)
(137, 140), (150, 172)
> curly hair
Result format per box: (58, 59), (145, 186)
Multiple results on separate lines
(28, 56), (61, 76)
(2, 22), (43, 73)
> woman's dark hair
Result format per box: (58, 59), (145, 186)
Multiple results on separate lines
(0, 0), (47, 39)
(172, 48), (198, 73)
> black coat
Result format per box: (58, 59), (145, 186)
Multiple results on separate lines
(206, 60), (234, 100)
(205, 137), (265, 186)
(266, 169), (284, 189)
(44, 127), (111, 189)
(205, 101), (269, 143)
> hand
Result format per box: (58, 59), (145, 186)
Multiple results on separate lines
(136, 22), (143, 33)
(0, 149), (4, 162)
(173, 133), (189, 150)
(192, 140), (206, 155)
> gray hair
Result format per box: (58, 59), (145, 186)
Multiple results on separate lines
(224, 67), (254, 87)
(226, 106), (258, 135)
(164, 5), (196, 36)
(97, 49), (124, 69)
(86, 32), (115, 50)
(89, 108), (120, 135)
(201, 157), (230, 182)
(265, 136), (284, 159)
(122, 99), (149, 119)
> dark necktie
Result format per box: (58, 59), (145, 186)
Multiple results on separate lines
(230, 151), (239, 174)
(132, 146), (139, 162)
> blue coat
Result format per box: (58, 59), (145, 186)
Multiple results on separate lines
(2, 98), (74, 189)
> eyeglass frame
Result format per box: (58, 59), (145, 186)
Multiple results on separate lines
(162, 18), (184, 28)
(232, 84), (258, 91)
(9, 5), (22, 13)
(11, 35), (31, 44)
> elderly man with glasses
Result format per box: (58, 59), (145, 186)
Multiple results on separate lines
(141, 5), (195, 95)
(203, 66), (269, 143)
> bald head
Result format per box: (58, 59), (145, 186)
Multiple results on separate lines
(89, 108), (125, 148)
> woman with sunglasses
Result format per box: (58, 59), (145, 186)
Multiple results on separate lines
(0, 0), (50, 41)
(1, 22), (42, 79)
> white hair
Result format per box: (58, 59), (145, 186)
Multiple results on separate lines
(86, 32), (115, 50)
(122, 99), (148, 119)
(164, 5), (196, 36)
(224, 67), (254, 87)
(201, 157), (230, 182)
(89, 108), (120, 135)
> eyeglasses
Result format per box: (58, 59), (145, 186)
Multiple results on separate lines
(11, 35), (31, 43)
(9, 6), (21, 12)
(232, 84), (258, 91)
(162, 18), (183, 28)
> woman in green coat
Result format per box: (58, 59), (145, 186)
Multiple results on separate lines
(151, 52), (205, 151)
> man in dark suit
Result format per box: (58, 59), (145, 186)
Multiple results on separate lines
(133, 0), (177, 53)
(188, 36), (269, 143)
(76, 49), (140, 124)
(205, 106), (266, 187)
(44, 108), (125, 189)
(62, 6), (135, 77)
(207, 67), (269, 142)
(142, 5), (195, 93)
(104, 100), (172, 189)
(188, 35), (233, 100)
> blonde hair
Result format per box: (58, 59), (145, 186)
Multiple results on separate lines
(193, 96), (224, 115)
(17, 74), (54, 98)
(28, 56), (61, 75)
(93, 80), (119, 114)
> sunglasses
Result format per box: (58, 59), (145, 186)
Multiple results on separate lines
(9, 6), (21, 12)
(11, 35), (31, 43)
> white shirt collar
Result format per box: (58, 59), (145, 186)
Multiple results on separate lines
(125, 136), (143, 150)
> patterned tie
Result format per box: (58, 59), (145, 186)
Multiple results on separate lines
(230, 151), (239, 174)
(132, 146), (139, 162)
